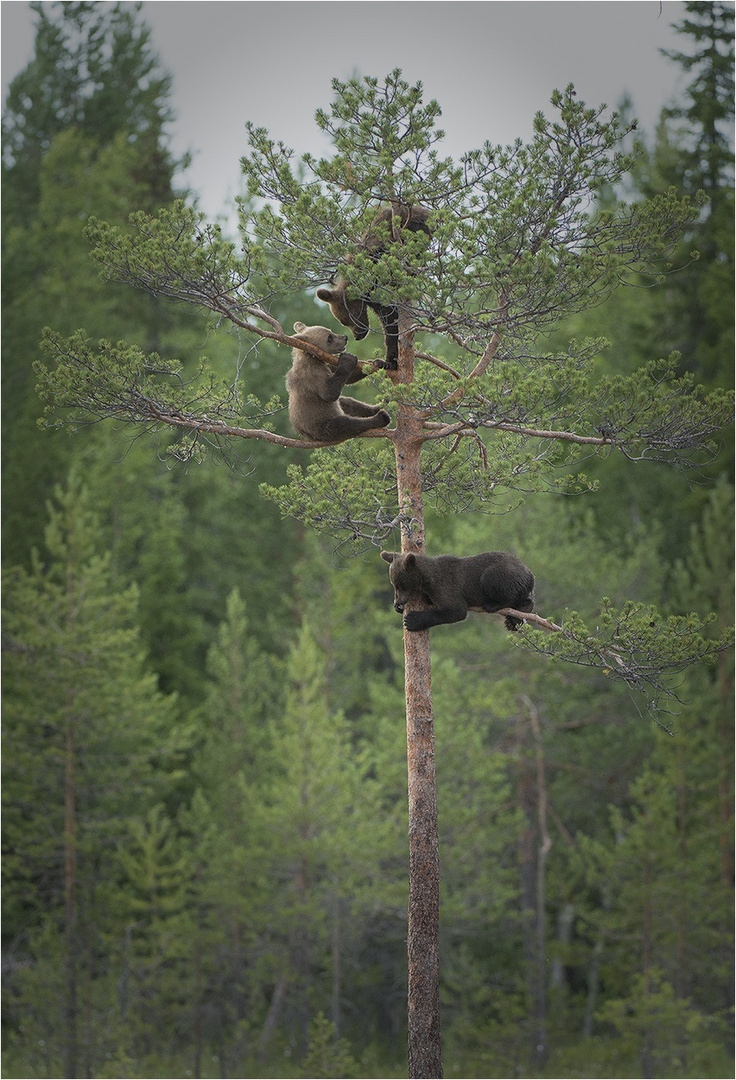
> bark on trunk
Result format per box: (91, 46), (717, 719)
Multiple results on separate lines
(529, 698), (550, 1069)
(391, 311), (443, 1078)
(404, 619), (442, 1078)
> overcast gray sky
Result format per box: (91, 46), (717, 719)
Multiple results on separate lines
(2, 1), (695, 220)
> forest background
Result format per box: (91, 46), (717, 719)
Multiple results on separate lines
(2, 3), (734, 1079)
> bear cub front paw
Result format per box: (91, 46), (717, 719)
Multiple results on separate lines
(403, 611), (428, 631)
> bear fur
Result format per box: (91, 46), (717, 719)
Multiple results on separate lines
(286, 322), (391, 443)
(317, 203), (431, 369)
(380, 550), (535, 632)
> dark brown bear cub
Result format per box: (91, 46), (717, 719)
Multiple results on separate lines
(380, 550), (535, 631)
(286, 322), (391, 443)
(317, 203), (431, 369)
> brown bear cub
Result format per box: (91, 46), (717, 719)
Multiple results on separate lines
(380, 550), (535, 632)
(286, 322), (391, 443)
(317, 203), (431, 370)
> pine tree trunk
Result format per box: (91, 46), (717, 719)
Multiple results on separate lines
(528, 698), (550, 1068)
(257, 973), (289, 1060)
(391, 313), (443, 1079)
(403, 614), (442, 1079)
(515, 713), (538, 1060)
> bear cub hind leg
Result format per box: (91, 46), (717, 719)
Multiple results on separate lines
(339, 397), (390, 420)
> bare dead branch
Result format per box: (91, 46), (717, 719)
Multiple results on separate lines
(483, 423), (613, 445)
(420, 420), (614, 448)
(415, 352), (462, 379)
(467, 289), (510, 380)
(499, 609), (565, 633)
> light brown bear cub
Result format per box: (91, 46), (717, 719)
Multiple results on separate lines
(286, 322), (391, 443)
(380, 550), (535, 632)
(317, 203), (431, 370)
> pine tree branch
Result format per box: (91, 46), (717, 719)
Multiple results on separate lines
(498, 609), (566, 633)
(415, 352), (461, 378)
(35, 329), (384, 444)
(205, 301), (371, 372)
(498, 605), (734, 722)
(137, 397), (392, 448)
(421, 420), (613, 447)
(438, 290), (509, 410)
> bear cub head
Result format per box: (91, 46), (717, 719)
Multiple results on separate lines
(315, 288), (370, 341)
(292, 321), (348, 356)
(381, 552), (426, 613)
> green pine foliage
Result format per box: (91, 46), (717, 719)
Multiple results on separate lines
(1, 0), (178, 222)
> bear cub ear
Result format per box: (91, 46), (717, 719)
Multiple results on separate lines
(293, 321), (307, 334)
(380, 551), (417, 567)
(316, 288), (336, 303)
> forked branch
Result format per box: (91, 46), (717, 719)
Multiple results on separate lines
(439, 290), (509, 410)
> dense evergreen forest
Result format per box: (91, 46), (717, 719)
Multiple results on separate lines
(2, 3), (733, 1078)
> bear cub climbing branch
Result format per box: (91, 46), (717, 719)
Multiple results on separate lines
(381, 550), (535, 631)
(286, 322), (391, 443)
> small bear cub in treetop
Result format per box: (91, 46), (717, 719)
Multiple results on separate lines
(286, 322), (391, 443)
(317, 203), (431, 370)
(380, 550), (535, 632)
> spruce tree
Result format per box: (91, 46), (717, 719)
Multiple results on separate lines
(2, 472), (182, 1078)
(648, 0), (734, 383)
(2, 1), (185, 566)
(661, 0), (734, 204)
(253, 621), (392, 1056)
(2, 0), (177, 223)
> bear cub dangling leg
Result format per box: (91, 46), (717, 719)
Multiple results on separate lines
(286, 322), (391, 443)
(380, 550), (535, 631)
(317, 203), (431, 370)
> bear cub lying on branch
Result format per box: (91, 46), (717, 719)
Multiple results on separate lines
(317, 203), (431, 370)
(381, 550), (535, 631)
(287, 322), (391, 443)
